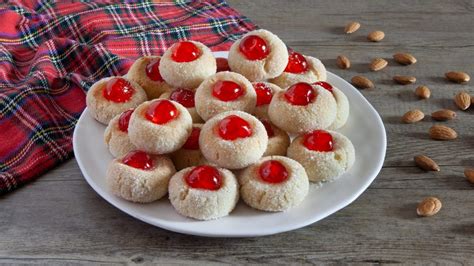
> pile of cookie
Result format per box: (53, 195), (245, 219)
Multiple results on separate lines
(86, 29), (355, 220)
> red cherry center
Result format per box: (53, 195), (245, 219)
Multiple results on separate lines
(102, 77), (135, 103)
(171, 41), (201, 63)
(216, 57), (230, 72)
(261, 120), (275, 138)
(313, 81), (333, 92)
(182, 127), (201, 150)
(185, 165), (222, 190)
(259, 160), (289, 183)
(284, 51), (308, 74)
(122, 151), (154, 170)
(218, 115), (252, 141)
(254, 83), (273, 106)
(145, 99), (179, 125)
(169, 88), (195, 108)
(284, 82), (317, 106)
(118, 109), (134, 133)
(212, 80), (244, 102)
(239, 35), (270, 60)
(303, 130), (334, 152)
(145, 58), (164, 82)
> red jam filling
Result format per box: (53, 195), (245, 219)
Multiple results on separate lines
(313, 81), (333, 92)
(118, 109), (134, 133)
(254, 82), (273, 106)
(259, 160), (289, 183)
(102, 77), (134, 103)
(284, 51), (308, 74)
(182, 127), (201, 150)
(218, 115), (252, 140)
(216, 57), (230, 72)
(171, 41), (201, 62)
(145, 99), (178, 125)
(145, 58), (164, 82)
(261, 120), (275, 138)
(303, 130), (334, 152)
(169, 88), (195, 108)
(122, 151), (154, 170)
(212, 80), (244, 102)
(239, 35), (270, 60)
(185, 165), (222, 190)
(284, 82), (316, 106)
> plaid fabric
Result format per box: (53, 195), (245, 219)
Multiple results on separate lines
(0, 0), (256, 194)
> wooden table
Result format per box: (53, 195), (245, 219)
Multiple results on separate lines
(1, 0), (473, 264)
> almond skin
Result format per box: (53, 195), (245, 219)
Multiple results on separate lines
(370, 58), (388, 71)
(344, 21), (360, 34)
(414, 155), (440, 171)
(429, 125), (457, 140)
(367, 31), (385, 42)
(431, 109), (456, 121)
(415, 85), (431, 99)
(393, 53), (417, 65)
(402, 109), (424, 123)
(445, 71), (470, 84)
(464, 168), (474, 184)
(337, 55), (351, 69)
(351, 76), (374, 89)
(393, 75), (416, 85)
(417, 197), (442, 217)
(454, 91), (471, 110)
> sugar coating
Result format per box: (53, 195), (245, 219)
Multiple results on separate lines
(270, 55), (327, 89)
(195, 71), (256, 121)
(86, 77), (147, 125)
(287, 130), (355, 183)
(104, 112), (136, 157)
(327, 86), (350, 130)
(126, 56), (174, 99)
(252, 82), (283, 120)
(239, 156), (309, 212)
(263, 123), (291, 157)
(160, 91), (204, 123)
(199, 111), (268, 169)
(159, 41), (216, 88)
(128, 100), (192, 154)
(106, 154), (176, 203)
(170, 124), (210, 170)
(228, 29), (289, 81)
(168, 166), (239, 220)
(268, 84), (337, 134)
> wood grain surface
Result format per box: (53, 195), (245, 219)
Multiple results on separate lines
(1, 0), (473, 264)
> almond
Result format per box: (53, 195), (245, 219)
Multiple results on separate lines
(464, 168), (474, 184)
(431, 109), (456, 121)
(414, 155), (440, 171)
(415, 85), (431, 99)
(454, 91), (471, 110)
(429, 125), (457, 140)
(337, 55), (351, 69)
(393, 75), (416, 85)
(393, 53), (417, 65)
(369, 58), (388, 71)
(351, 76), (374, 89)
(402, 109), (424, 123)
(445, 71), (470, 84)
(344, 21), (360, 34)
(367, 31), (384, 42)
(417, 197), (442, 217)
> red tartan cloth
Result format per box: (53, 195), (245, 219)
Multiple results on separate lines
(0, 0), (256, 194)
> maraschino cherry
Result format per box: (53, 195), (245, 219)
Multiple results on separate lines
(313, 81), (333, 92)
(303, 130), (334, 152)
(103, 77), (134, 103)
(259, 160), (289, 183)
(185, 165), (222, 190)
(261, 120), (275, 138)
(171, 41), (201, 62)
(212, 80), (244, 102)
(118, 109), (134, 132)
(254, 83), (273, 106)
(182, 127), (201, 150)
(284, 82), (316, 106)
(145, 99), (179, 125)
(216, 57), (230, 72)
(145, 58), (164, 82)
(239, 35), (270, 60)
(284, 51), (308, 74)
(218, 115), (252, 140)
(169, 88), (195, 108)
(122, 151), (154, 170)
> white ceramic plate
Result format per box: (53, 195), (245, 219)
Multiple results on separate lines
(73, 51), (386, 237)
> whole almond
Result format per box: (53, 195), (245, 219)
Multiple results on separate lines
(370, 58), (388, 71)
(445, 71), (470, 83)
(454, 91), (471, 110)
(471, 95), (474, 105)
(414, 155), (440, 171)
(429, 125), (457, 140)
(415, 85), (431, 99)
(367, 31), (385, 42)
(337, 55), (351, 69)
(351, 76), (374, 89)
(431, 109), (456, 121)
(393, 75), (416, 85)
(464, 168), (474, 184)
(417, 197), (442, 217)
(402, 109), (424, 123)
(344, 21), (360, 34)
(393, 53), (417, 65)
